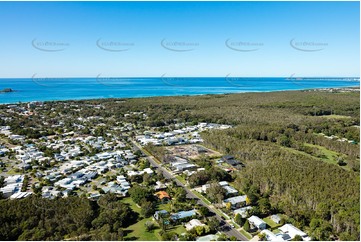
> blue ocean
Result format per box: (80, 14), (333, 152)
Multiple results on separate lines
(0, 77), (359, 104)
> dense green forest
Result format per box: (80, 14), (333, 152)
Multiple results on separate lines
(106, 90), (360, 240)
(1, 90), (359, 240)
(0, 194), (137, 240)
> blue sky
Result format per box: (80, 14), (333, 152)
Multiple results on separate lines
(0, 1), (359, 78)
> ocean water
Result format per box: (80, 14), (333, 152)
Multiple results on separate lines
(0, 77), (359, 104)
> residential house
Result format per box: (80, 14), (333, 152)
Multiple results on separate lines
(156, 191), (171, 203)
(261, 229), (288, 241)
(185, 219), (206, 231)
(196, 234), (219, 241)
(233, 206), (253, 218)
(174, 163), (197, 172)
(279, 224), (311, 241)
(223, 195), (247, 209)
(271, 214), (281, 224)
(9, 191), (32, 200)
(248, 215), (267, 230)
(154, 210), (169, 220)
(170, 209), (197, 221)
(223, 185), (238, 196)
(154, 181), (167, 191)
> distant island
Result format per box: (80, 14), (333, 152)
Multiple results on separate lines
(0, 88), (14, 93)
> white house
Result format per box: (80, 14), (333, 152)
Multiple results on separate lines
(261, 229), (288, 241)
(223, 195), (247, 209)
(185, 219), (206, 231)
(279, 224), (311, 241)
(233, 206), (253, 218)
(271, 214), (281, 224)
(248, 215), (267, 230)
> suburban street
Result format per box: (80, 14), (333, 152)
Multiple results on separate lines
(131, 140), (248, 241)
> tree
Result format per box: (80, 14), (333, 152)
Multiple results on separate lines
(207, 217), (219, 232)
(175, 188), (187, 202)
(309, 218), (332, 241)
(199, 206), (210, 217)
(217, 233), (228, 241)
(192, 225), (210, 236)
(258, 232), (266, 241)
(188, 171), (210, 188)
(0, 176), (4, 188)
(179, 232), (196, 241)
(292, 235), (303, 241)
(245, 196), (251, 205)
(140, 200), (155, 218)
(160, 231), (177, 241)
(145, 221), (156, 232)
(243, 220), (250, 232)
(194, 226), (205, 236)
(246, 185), (259, 205)
(225, 202), (232, 211)
(234, 213), (245, 226)
(128, 185), (152, 205)
(258, 198), (271, 215)
(207, 183), (226, 204)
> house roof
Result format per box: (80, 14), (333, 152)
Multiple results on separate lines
(279, 224), (308, 238)
(223, 195), (247, 205)
(156, 191), (171, 200)
(196, 234), (218, 241)
(271, 214), (281, 221)
(155, 210), (169, 216)
(248, 215), (266, 227)
(233, 206), (253, 217)
(170, 209), (196, 220)
(261, 229), (285, 241)
(185, 219), (205, 230)
(223, 185), (238, 194)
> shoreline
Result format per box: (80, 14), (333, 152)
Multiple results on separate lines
(0, 86), (359, 105)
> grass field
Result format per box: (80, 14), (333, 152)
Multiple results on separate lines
(6, 168), (21, 175)
(158, 202), (171, 211)
(175, 175), (187, 184)
(319, 114), (352, 119)
(192, 190), (211, 205)
(239, 228), (252, 240)
(121, 197), (161, 241)
(263, 217), (280, 229)
(121, 197), (187, 241)
(304, 143), (351, 171)
(121, 197), (141, 213)
(124, 217), (161, 241)
(282, 144), (350, 171)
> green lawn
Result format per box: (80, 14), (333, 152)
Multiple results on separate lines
(121, 197), (141, 213)
(158, 202), (171, 211)
(304, 143), (351, 171)
(282, 144), (350, 171)
(6, 168), (21, 175)
(121, 197), (161, 241)
(263, 217), (280, 229)
(239, 228), (253, 240)
(124, 217), (160, 241)
(171, 224), (187, 235)
(319, 114), (352, 119)
(192, 190), (211, 205)
(175, 175), (186, 184)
